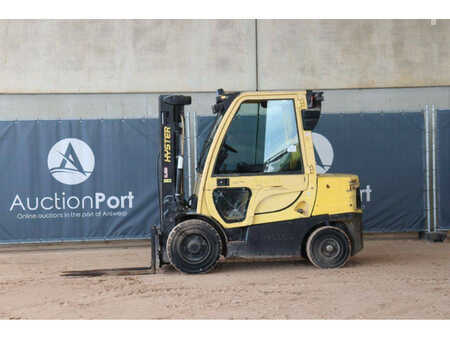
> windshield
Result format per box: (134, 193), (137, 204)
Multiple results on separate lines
(213, 99), (302, 175)
(197, 113), (224, 172)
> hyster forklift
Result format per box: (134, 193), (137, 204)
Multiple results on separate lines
(152, 89), (363, 274)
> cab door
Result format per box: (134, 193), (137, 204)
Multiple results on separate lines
(202, 93), (313, 228)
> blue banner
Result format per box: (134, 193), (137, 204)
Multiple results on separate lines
(0, 119), (158, 243)
(0, 112), (428, 244)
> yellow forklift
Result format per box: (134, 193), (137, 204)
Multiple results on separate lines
(153, 89), (363, 274)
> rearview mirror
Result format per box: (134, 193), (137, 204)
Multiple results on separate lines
(301, 108), (321, 131)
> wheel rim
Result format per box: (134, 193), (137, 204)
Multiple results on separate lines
(179, 234), (211, 264)
(319, 238), (341, 259)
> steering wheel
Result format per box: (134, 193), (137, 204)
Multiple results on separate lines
(223, 143), (238, 153)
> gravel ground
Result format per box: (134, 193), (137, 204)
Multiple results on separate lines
(0, 238), (448, 319)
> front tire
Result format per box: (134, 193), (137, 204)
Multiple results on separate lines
(306, 226), (351, 269)
(167, 219), (222, 274)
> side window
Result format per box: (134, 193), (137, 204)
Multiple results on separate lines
(214, 99), (303, 175)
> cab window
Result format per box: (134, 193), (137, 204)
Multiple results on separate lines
(214, 99), (303, 175)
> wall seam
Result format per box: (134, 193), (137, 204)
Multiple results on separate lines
(255, 19), (259, 91)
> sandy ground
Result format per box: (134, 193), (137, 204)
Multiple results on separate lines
(0, 238), (448, 319)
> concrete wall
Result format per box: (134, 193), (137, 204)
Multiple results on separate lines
(0, 19), (449, 120)
(1, 87), (449, 121)
(322, 87), (450, 113)
(0, 20), (256, 93)
(258, 20), (450, 90)
(0, 19), (449, 93)
(0, 92), (216, 119)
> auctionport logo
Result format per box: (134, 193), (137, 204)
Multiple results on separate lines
(47, 138), (95, 185)
(312, 132), (334, 174)
(10, 137), (135, 218)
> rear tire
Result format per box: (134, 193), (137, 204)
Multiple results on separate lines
(306, 226), (351, 269)
(167, 219), (222, 274)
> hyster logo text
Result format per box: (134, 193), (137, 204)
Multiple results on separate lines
(163, 126), (171, 163)
(48, 138), (95, 185)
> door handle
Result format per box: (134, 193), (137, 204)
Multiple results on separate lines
(217, 178), (229, 186)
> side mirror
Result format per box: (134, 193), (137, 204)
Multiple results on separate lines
(302, 108), (321, 131)
(302, 91), (324, 131)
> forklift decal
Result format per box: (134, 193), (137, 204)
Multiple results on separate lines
(163, 166), (172, 183)
(163, 126), (172, 163)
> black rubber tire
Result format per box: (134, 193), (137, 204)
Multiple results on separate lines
(167, 219), (222, 274)
(306, 226), (351, 269)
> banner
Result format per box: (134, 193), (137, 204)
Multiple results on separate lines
(0, 112), (427, 243)
(0, 119), (158, 243)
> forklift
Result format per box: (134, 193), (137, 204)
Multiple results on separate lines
(153, 89), (363, 274)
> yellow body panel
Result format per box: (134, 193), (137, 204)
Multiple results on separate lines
(312, 174), (362, 216)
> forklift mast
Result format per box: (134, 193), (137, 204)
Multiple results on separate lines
(151, 95), (192, 270)
(158, 95), (192, 235)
